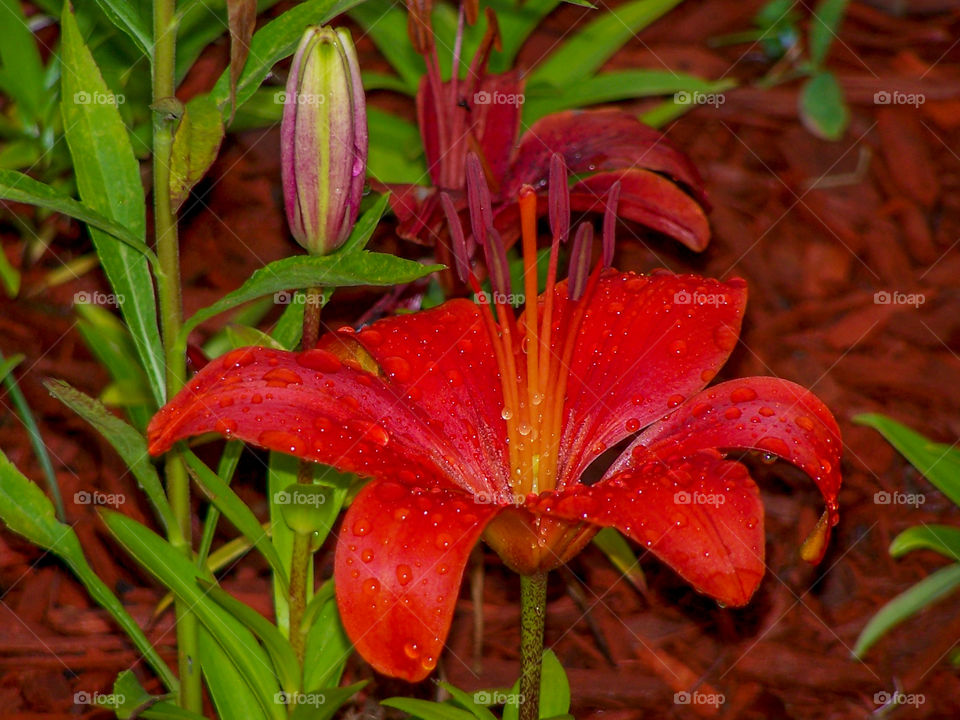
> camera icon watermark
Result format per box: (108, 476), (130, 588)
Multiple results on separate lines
(74, 691), (126, 706)
(474, 290), (525, 306)
(873, 90), (925, 107)
(273, 489), (327, 507)
(474, 690), (525, 705)
(674, 289), (729, 307)
(675, 91), (725, 107)
(674, 690), (725, 707)
(275, 691), (327, 706)
(74, 490), (125, 507)
(674, 490), (725, 507)
(274, 290), (326, 306)
(874, 490), (925, 508)
(873, 290), (925, 307)
(73, 90), (125, 106)
(473, 90), (525, 106)
(74, 290), (124, 306)
(874, 691), (924, 708)
(274, 91), (325, 106)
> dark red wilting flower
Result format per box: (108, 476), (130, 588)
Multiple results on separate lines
(384, 6), (711, 255)
(148, 159), (841, 683)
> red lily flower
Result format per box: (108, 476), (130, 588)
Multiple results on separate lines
(148, 169), (840, 683)
(383, 8), (711, 254)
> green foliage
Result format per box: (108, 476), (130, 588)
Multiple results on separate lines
(853, 414), (960, 659)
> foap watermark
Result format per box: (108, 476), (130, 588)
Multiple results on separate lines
(474, 490), (522, 507)
(73, 90), (125, 106)
(74, 490), (125, 507)
(874, 691), (925, 709)
(274, 489), (327, 507)
(74, 290), (123, 306)
(674, 289), (729, 307)
(473, 90), (525, 106)
(674, 490), (725, 507)
(474, 290), (525, 306)
(74, 691), (125, 706)
(274, 91), (326, 106)
(675, 90), (725, 107)
(275, 691), (327, 707)
(474, 690), (525, 705)
(274, 290), (327, 306)
(674, 690), (725, 707)
(874, 490), (925, 508)
(873, 90), (925, 108)
(873, 290), (924, 307)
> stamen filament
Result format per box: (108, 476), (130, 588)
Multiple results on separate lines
(519, 187), (541, 492)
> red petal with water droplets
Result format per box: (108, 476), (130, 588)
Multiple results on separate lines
(382, 183), (447, 245)
(556, 272), (747, 489)
(470, 72), (523, 185)
(334, 480), (500, 681)
(340, 299), (510, 494)
(504, 109), (708, 207)
(147, 346), (461, 492)
(532, 449), (764, 606)
(569, 169), (711, 252)
(613, 377), (843, 561)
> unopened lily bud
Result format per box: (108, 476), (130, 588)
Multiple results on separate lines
(281, 26), (367, 256)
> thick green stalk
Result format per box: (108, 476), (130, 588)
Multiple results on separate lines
(289, 286), (324, 661)
(153, 0), (200, 711)
(519, 572), (547, 720)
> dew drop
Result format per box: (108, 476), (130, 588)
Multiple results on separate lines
(361, 549), (374, 563)
(363, 579), (380, 595)
(669, 339), (687, 356)
(435, 534), (453, 549)
(795, 415), (815, 431)
(262, 367), (303, 387)
(730, 386), (758, 403)
(223, 347), (256, 368)
(625, 418), (641, 432)
(215, 418), (238, 435)
(403, 641), (420, 659)
(758, 406), (775, 417)
(352, 519), (371, 536)
(382, 356), (412, 382)
(396, 564), (413, 585)
(297, 348), (342, 373)
(501, 408), (514, 421)
(257, 430), (304, 455)
(724, 407), (742, 420)
(667, 394), (684, 408)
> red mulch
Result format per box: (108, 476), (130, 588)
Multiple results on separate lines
(3, 1), (960, 718)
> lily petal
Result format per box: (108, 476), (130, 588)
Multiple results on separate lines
(335, 480), (500, 681)
(612, 377), (842, 560)
(532, 449), (764, 606)
(556, 272), (747, 490)
(341, 299), (511, 495)
(504, 109), (708, 207)
(147, 346), (464, 492)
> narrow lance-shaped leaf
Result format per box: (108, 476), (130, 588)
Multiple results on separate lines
(0, 451), (178, 691)
(59, 5), (165, 403)
(169, 95), (225, 212)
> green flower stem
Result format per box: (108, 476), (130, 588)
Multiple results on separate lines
(153, 0), (199, 711)
(289, 286), (324, 661)
(519, 571), (547, 720)
(289, 529), (311, 661)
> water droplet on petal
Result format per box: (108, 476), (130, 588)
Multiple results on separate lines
(724, 407), (742, 420)
(262, 367), (303, 387)
(352, 519), (371, 536)
(667, 394), (684, 408)
(796, 415), (815, 431)
(257, 430), (304, 455)
(363, 579), (380, 595)
(714, 325), (738, 352)
(297, 348), (342, 373)
(730, 386), (758, 403)
(361, 549), (374, 563)
(625, 418), (641, 433)
(396, 564), (412, 585)
(403, 641), (419, 659)
(382, 356), (412, 382)
(215, 418), (238, 435)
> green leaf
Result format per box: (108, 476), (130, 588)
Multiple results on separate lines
(169, 94), (225, 211)
(271, 296), (306, 350)
(539, 649), (571, 716)
(382, 698), (479, 720)
(349, 0), (422, 93)
(0, 353), (23, 383)
(196, 440), (244, 565)
(528, 0), (683, 87)
(226, 324), (286, 351)
(302, 588), (352, 692)
(110, 669), (164, 718)
(367, 108), (426, 184)
(799, 71), (849, 141)
(890, 525), (960, 562)
(210, 0), (359, 119)
(488, 0), (562, 73)
(200, 580), (301, 693)
(288, 682), (366, 720)
(60, 4), (165, 404)
(0, 0), (46, 124)
(523, 71), (734, 123)
(438, 683), (498, 720)
(340, 193), (392, 254)
(75, 302), (154, 429)
(198, 624), (271, 720)
(0, 170), (157, 264)
(854, 413), (960, 508)
(0, 239), (20, 297)
(140, 701), (212, 720)
(45, 379), (177, 534)
(592, 528), (646, 593)
(100, 510), (285, 720)
(182, 449), (290, 591)
(852, 563), (960, 658)
(0, 451), (177, 690)
(181, 252), (442, 338)
(93, 0), (152, 58)
(809, 0), (847, 68)
(268, 452), (298, 635)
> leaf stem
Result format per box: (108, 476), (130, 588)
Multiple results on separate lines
(519, 571), (547, 720)
(153, 0), (200, 711)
